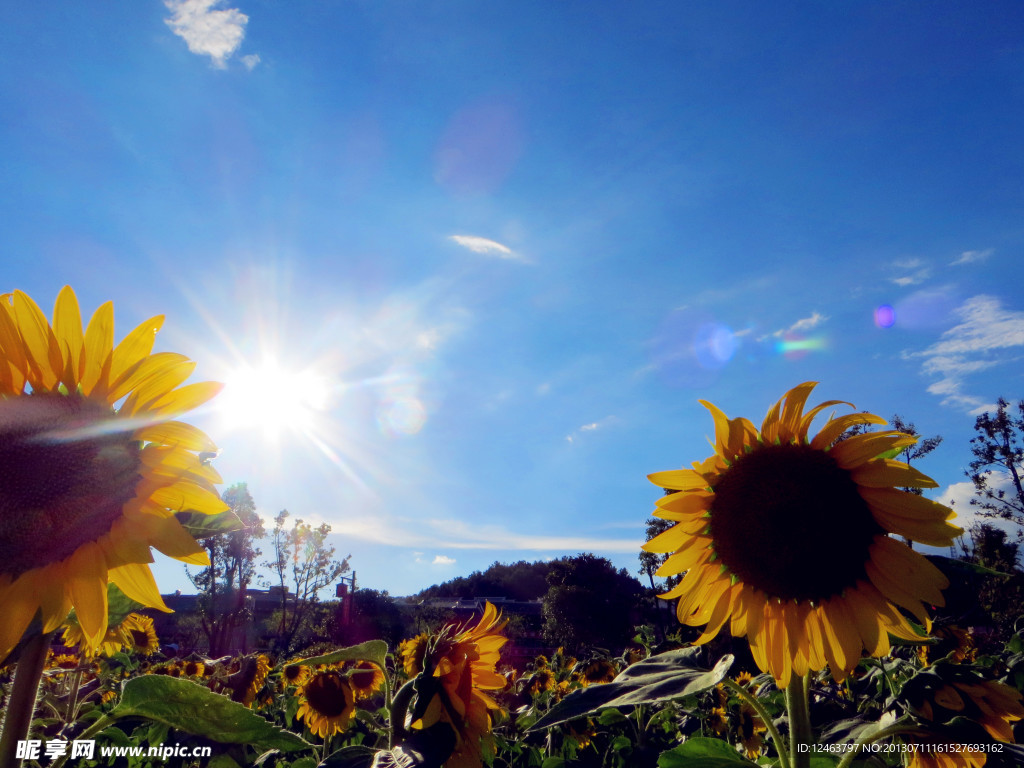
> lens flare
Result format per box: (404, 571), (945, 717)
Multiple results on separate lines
(875, 305), (896, 328)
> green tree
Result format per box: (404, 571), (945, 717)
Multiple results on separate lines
(541, 553), (646, 654)
(187, 483), (265, 655)
(262, 510), (350, 654)
(956, 522), (1024, 641)
(966, 398), (1024, 536)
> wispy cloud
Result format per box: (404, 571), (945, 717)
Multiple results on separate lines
(566, 415), (617, 443)
(241, 54), (260, 71)
(888, 257), (930, 287)
(449, 235), (529, 262)
(164, 0), (251, 69)
(951, 248), (993, 266)
(911, 294), (1024, 412)
(330, 513), (640, 553)
(432, 555), (456, 565)
(759, 311), (828, 341)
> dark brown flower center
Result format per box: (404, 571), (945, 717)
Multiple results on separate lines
(709, 443), (882, 602)
(305, 672), (352, 718)
(131, 629), (150, 647)
(0, 393), (142, 579)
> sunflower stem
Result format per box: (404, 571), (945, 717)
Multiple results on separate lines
(388, 678), (416, 750)
(48, 713), (117, 768)
(722, 678), (790, 768)
(0, 631), (52, 768)
(786, 674), (813, 768)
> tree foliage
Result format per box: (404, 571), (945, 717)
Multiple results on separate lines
(966, 397), (1024, 533)
(541, 553), (646, 653)
(415, 560), (551, 601)
(187, 483), (265, 655)
(262, 510), (350, 654)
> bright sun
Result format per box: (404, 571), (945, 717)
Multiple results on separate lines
(217, 360), (331, 440)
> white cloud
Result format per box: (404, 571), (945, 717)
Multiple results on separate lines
(164, 0), (250, 69)
(565, 415), (618, 443)
(449, 235), (528, 262)
(952, 248), (993, 266)
(912, 295), (1024, 412)
(241, 53), (260, 70)
(329, 513), (640, 553)
(936, 477), (1019, 542)
(764, 311), (828, 340)
(432, 555), (456, 565)
(887, 257), (930, 287)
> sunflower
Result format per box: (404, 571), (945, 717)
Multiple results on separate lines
(409, 602), (508, 768)
(0, 287), (227, 661)
(905, 739), (987, 768)
(227, 654), (272, 706)
(645, 382), (962, 685)
(282, 662), (310, 688)
(578, 658), (616, 686)
(47, 653), (79, 672)
(525, 668), (555, 696)
(296, 669), (356, 739)
(737, 703), (766, 759)
(707, 705), (728, 736)
(181, 659), (205, 677)
(121, 613), (160, 656)
(61, 620), (128, 658)
(400, 633), (429, 677)
(348, 660), (385, 700)
(905, 668), (1024, 742)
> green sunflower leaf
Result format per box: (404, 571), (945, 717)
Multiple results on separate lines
(110, 676), (311, 753)
(528, 649), (734, 731)
(924, 554), (1012, 579)
(66, 583), (147, 631)
(657, 737), (756, 767)
(298, 639), (389, 670)
(176, 508), (245, 537)
(318, 745), (376, 768)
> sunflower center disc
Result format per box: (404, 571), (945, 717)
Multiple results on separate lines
(0, 393), (142, 579)
(709, 443), (881, 602)
(306, 673), (351, 718)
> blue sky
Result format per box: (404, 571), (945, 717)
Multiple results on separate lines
(2, 2), (1024, 597)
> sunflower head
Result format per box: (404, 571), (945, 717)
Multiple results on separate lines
(525, 668), (555, 696)
(121, 613), (160, 656)
(181, 659), (205, 677)
(283, 662), (311, 688)
(227, 654), (272, 706)
(902, 665), (1024, 742)
(645, 382), (962, 686)
(737, 703), (767, 759)
(400, 633), (429, 677)
(0, 287), (228, 661)
(408, 603), (508, 768)
(296, 669), (356, 739)
(347, 660), (385, 700)
(578, 658), (617, 686)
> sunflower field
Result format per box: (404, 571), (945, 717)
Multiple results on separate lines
(1, 289), (1023, 768)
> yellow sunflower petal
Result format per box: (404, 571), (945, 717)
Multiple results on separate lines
(647, 469), (712, 491)
(851, 458), (939, 489)
(13, 289), (63, 391)
(830, 431), (918, 469)
(108, 563), (171, 613)
(66, 542), (109, 647)
(134, 420), (219, 452)
(110, 315), (165, 385)
(147, 381), (225, 418)
(53, 285), (85, 388)
(81, 301), (114, 395)
(777, 381), (818, 443)
(811, 412), (888, 451)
